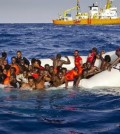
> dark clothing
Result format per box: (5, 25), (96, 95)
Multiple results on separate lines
(10, 82), (19, 88)
(0, 74), (7, 83)
(16, 57), (30, 66)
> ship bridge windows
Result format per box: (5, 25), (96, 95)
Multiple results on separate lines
(92, 9), (98, 11)
(111, 9), (117, 11)
(66, 14), (72, 17)
(110, 7), (117, 11)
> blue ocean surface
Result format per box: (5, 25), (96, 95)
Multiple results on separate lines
(0, 24), (120, 134)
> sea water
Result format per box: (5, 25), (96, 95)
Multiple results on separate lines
(0, 24), (120, 134)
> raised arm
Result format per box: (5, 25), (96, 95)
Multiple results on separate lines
(111, 57), (120, 67)
(62, 56), (71, 65)
(108, 57), (120, 71)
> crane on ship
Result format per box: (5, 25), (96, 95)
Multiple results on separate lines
(106, 0), (112, 9)
(63, 0), (80, 17)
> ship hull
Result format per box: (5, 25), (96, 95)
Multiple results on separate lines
(53, 18), (120, 25)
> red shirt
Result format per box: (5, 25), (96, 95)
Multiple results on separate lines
(32, 73), (39, 79)
(65, 70), (78, 81)
(87, 52), (95, 64)
(39, 66), (45, 70)
(74, 56), (83, 74)
(75, 56), (82, 67)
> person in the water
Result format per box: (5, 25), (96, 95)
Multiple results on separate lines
(9, 74), (19, 88)
(21, 76), (36, 90)
(35, 69), (51, 90)
(17, 70), (28, 85)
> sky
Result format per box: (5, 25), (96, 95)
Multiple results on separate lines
(0, 0), (119, 23)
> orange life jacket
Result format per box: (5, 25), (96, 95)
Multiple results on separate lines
(75, 56), (82, 67)
(3, 77), (10, 85)
(11, 64), (20, 75)
(32, 73), (39, 79)
(87, 52), (95, 64)
(65, 70), (78, 81)
(74, 56), (83, 74)
(77, 66), (83, 74)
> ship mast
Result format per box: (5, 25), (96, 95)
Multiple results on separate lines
(76, 0), (80, 15)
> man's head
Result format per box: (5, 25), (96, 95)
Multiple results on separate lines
(2, 52), (7, 58)
(17, 51), (22, 59)
(11, 57), (16, 64)
(10, 67), (16, 75)
(10, 74), (16, 82)
(20, 59), (25, 65)
(31, 58), (36, 65)
(34, 59), (41, 67)
(61, 67), (67, 75)
(104, 55), (111, 62)
(3, 60), (8, 65)
(58, 71), (63, 79)
(74, 50), (79, 57)
(23, 70), (28, 77)
(56, 54), (61, 59)
(28, 76), (35, 87)
(86, 61), (92, 69)
(92, 47), (97, 52)
(49, 66), (54, 74)
(44, 64), (50, 71)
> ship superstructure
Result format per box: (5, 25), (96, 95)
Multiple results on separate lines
(53, 0), (120, 25)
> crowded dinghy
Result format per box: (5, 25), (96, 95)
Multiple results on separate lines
(46, 51), (120, 89)
(0, 49), (120, 90)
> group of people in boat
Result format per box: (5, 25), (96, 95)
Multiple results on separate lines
(0, 48), (120, 90)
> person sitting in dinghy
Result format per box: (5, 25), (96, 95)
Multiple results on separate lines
(87, 48), (99, 66)
(99, 50), (111, 71)
(16, 50), (30, 67)
(74, 50), (83, 75)
(65, 67), (79, 87)
(0, 52), (11, 64)
(87, 61), (100, 75)
(75, 61), (101, 87)
(51, 54), (70, 74)
(20, 76), (36, 90)
(50, 71), (68, 88)
(108, 48), (120, 71)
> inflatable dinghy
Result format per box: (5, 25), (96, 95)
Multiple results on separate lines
(45, 51), (120, 89)
(0, 51), (119, 89)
